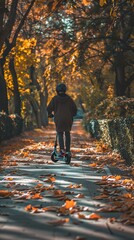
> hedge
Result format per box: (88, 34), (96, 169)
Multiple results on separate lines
(0, 113), (23, 142)
(83, 116), (134, 165)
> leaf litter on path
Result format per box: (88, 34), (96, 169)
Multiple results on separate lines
(0, 121), (133, 227)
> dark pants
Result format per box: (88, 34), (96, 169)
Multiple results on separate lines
(57, 131), (71, 152)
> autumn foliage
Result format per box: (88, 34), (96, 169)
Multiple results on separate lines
(0, 0), (133, 130)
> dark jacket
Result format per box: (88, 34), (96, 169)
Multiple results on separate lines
(47, 94), (77, 132)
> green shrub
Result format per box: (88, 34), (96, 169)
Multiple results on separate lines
(10, 114), (23, 136)
(83, 116), (134, 165)
(83, 97), (134, 165)
(0, 113), (23, 141)
(108, 117), (134, 165)
(90, 96), (134, 119)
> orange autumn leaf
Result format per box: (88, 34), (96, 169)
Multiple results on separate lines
(88, 213), (103, 220)
(31, 207), (40, 213)
(123, 193), (132, 199)
(67, 184), (82, 189)
(122, 179), (129, 184)
(11, 161), (18, 166)
(53, 190), (64, 196)
(71, 163), (80, 167)
(35, 183), (43, 188)
(45, 176), (56, 182)
(25, 204), (32, 211)
(5, 177), (13, 181)
(88, 163), (97, 167)
(78, 213), (86, 219)
(59, 206), (68, 214)
(20, 151), (29, 157)
(48, 218), (69, 226)
(78, 213), (102, 220)
(102, 176), (108, 180)
(24, 204), (40, 213)
(31, 193), (43, 199)
(109, 217), (116, 223)
(0, 190), (12, 197)
(41, 184), (54, 191)
(65, 200), (76, 209)
(115, 175), (121, 181)
(122, 179), (132, 184)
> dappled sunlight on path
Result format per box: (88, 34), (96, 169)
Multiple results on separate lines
(0, 120), (134, 240)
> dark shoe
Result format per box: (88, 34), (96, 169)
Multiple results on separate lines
(66, 151), (72, 157)
(58, 150), (66, 157)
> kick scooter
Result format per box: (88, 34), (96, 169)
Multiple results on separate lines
(51, 135), (71, 164)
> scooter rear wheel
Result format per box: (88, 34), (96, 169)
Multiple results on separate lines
(51, 152), (58, 162)
(65, 154), (71, 164)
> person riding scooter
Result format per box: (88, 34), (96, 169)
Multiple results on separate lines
(47, 83), (77, 158)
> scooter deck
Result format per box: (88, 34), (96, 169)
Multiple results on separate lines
(51, 151), (71, 164)
(52, 153), (68, 161)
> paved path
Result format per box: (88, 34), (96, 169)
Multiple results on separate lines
(0, 121), (133, 240)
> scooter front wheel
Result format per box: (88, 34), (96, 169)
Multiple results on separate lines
(51, 152), (58, 162)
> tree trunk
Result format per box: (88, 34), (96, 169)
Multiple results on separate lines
(0, 59), (8, 114)
(40, 91), (48, 127)
(30, 64), (48, 127)
(79, 97), (86, 113)
(9, 57), (21, 116)
(114, 51), (126, 96)
(40, 71), (48, 127)
(29, 65), (42, 127)
(28, 95), (42, 128)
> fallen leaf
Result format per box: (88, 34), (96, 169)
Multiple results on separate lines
(35, 183), (43, 188)
(53, 190), (65, 196)
(24, 204), (42, 213)
(59, 206), (68, 215)
(78, 212), (103, 220)
(78, 213), (86, 219)
(115, 175), (121, 181)
(4, 177), (13, 181)
(45, 176), (56, 182)
(25, 204), (32, 211)
(48, 218), (69, 226)
(88, 163), (97, 167)
(97, 206), (117, 212)
(93, 194), (108, 200)
(11, 161), (18, 166)
(64, 200), (76, 209)
(108, 217), (116, 223)
(71, 163), (80, 167)
(75, 193), (85, 198)
(102, 176), (108, 180)
(123, 193), (132, 199)
(67, 184), (82, 189)
(31, 193), (43, 199)
(88, 213), (103, 220)
(0, 190), (12, 198)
